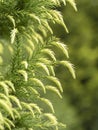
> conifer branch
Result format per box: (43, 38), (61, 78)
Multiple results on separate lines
(0, 0), (76, 129)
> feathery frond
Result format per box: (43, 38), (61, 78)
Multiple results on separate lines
(0, 0), (76, 129)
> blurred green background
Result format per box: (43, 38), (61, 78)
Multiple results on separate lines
(53, 0), (98, 130)
(0, 0), (98, 130)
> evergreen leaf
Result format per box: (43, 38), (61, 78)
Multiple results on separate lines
(18, 70), (28, 82)
(41, 98), (54, 113)
(0, 99), (14, 119)
(10, 28), (18, 44)
(4, 117), (15, 128)
(41, 20), (53, 34)
(7, 15), (15, 27)
(9, 95), (22, 109)
(29, 103), (41, 114)
(49, 10), (69, 32)
(0, 93), (10, 102)
(21, 102), (35, 117)
(51, 41), (69, 58)
(26, 39), (35, 51)
(44, 113), (58, 125)
(5, 81), (15, 92)
(38, 58), (51, 64)
(49, 66), (55, 76)
(41, 49), (56, 61)
(13, 109), (21, 119)
(59, 61), (76, 79)
(0, 82), (9, 95)
(28, 14), (41, 24)
(0, 112), (4, 123)
(21, 61), (28, 69)
(30, 78), (46, 93)
(36, 62), (50, 76)
(47, 76), (63, 92)
(28, 87), (40, 96)
(67, 0), (77, 11)
(24, 46), (33, 59)
(3, 121), (11, 130)
(46, 85), (62, 98)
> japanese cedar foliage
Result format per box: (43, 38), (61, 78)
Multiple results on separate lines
(0, 0), (76, 130)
